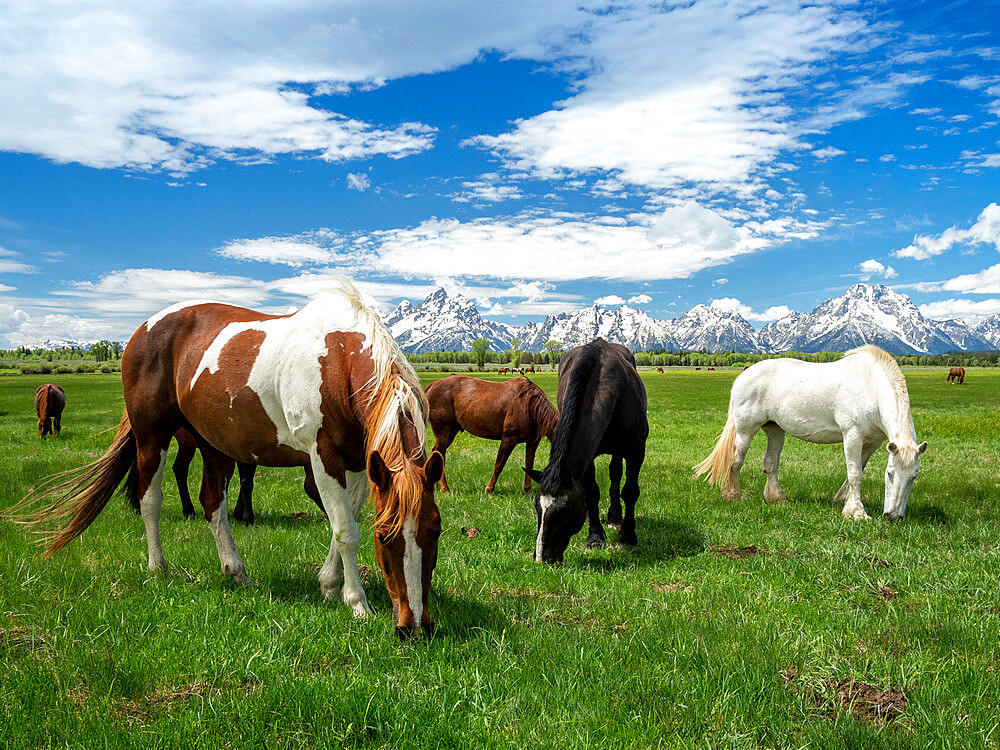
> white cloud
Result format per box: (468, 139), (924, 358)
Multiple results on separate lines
(918, 298), (1000, 326)
(909, 263), (1000, 295)
(470, 1), (871, 195)
(0, 2), (602, 172)
(812, 146), (845, 160)
(0, 246), (35, 273)
(594, 295), (625, 306)
(858, 258), (897, 279)
(709, 297), (791, 322)
(346, 173), (371, 192)
(628, 294), (652, 304)
(217, 233), (342, 266)
(0, 303), (29, 332)
(713, 277), (728, 285)
(451, 180), (524, 204)
(879, 153), (897, 162)
(894, 203), (1000, 260)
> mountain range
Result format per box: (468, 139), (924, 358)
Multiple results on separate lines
(385, 284), (1000, 355)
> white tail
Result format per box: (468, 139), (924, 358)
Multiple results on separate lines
(693, 407), (736, 487)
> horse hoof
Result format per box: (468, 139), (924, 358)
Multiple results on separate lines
(764, 494), (787, 504)
(349, 600), (375, 618)
(619, 531), (637, 546)
(585, 536), (605, 551)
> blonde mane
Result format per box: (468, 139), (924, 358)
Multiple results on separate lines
(328, 277), (428, 538)
(844, 345), (917, 460)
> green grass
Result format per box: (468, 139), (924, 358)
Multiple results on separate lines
(2, 370), (1000, 748)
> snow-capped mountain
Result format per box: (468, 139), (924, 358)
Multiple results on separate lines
(517, 304), (677, 353)
(974, 314), (1000, 349)
(384, 284), (993, 355)
(760, 284), (989, 355)
(668, 304), (766, 353)
(37, 338), (98, 351)
(386, 288), (514, 353)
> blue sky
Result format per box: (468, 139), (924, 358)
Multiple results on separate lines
(1, 0), (999, 346)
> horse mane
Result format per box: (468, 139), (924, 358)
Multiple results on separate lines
(327, 277), (428, 539)
(845, 345), (917, 459)
(541, 342), (603, 494)
(522, 381), (558, 439)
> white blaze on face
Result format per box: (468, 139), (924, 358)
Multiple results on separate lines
(402, 516), (422, 627)
(535, 494), (555, 562)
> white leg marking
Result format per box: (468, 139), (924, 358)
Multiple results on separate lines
(402, 517), (422, 628)
(209, 493), (251, 584)
(535, 494), (555, 563)
(140, 449), (169, 573)
(312, 457), (372, 617)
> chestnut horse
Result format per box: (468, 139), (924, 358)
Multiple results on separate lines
(12, 279), (443, 636)
(34, 384), (65, 438)
(947, 366), (965, 384)
(426, 375), (558, 494)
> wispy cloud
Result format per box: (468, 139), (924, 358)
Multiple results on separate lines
(894, 202), (1000, 260)
(709, 297), (792, 322)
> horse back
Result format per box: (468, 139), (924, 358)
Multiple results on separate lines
(427, 375), (536, 439)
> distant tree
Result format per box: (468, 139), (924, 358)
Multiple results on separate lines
(471, 338), (489, 371)
(544, 339), (563, 367)
(509, 338), (522, 369)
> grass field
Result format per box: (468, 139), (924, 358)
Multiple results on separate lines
(2, 369), (1000, 748)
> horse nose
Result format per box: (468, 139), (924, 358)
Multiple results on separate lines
(396, 624), (416, 640)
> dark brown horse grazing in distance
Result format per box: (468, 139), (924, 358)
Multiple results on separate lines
(11, 279), (442, 637)
(426, 375), (559, 494)
(34, 384), (66, 438)
(947, 366), (965, 384)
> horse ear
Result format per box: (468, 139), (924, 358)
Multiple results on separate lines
(917, 441), (928, 455)
(887, 442), (898, 454)
(367, 451), (392, 492)
(423, 451), (444, 486)
(523, 467), (543, 484)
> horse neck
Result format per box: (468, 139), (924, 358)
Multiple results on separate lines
(872, 368), (916, 445)
(545, 385), (612, 486)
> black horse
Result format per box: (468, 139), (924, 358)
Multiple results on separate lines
(524, 338), (648, 563)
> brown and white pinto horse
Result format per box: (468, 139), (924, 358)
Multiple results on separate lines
(34, 384), (65, 438)
(947, 366), (965, 384)
(426, 375), (558, 494)
(14, 279), (442, 636)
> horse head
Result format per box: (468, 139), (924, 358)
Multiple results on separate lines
(883, 440), (928, 519)
(524, 467), (586, 563)
(368, 449), (443, 638)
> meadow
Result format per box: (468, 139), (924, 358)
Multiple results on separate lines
(1, 368), (999, 748)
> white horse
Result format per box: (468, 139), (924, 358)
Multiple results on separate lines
(695, 346), (927, 520)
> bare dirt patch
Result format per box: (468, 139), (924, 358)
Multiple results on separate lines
(712, 544), (767, 560)
(460, 526), (480, 538)
(652, 581), (691, 593)
(782, 669), (907, 724)
(864, 555), (898, 568)
(875, 584), (899, 600)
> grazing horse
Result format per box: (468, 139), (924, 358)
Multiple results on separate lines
(426, 375), (558, 494)
(947, 366), (965, 384)
(34, 384), (65, 438)
(12, 279), (443, 636)
(160, 428), (327, 525)
(657, 367), (664, 373)
(524, 339), (648, 563)
(695, 345), (927, 520)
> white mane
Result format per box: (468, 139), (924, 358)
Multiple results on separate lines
(844, 345), (917, 456)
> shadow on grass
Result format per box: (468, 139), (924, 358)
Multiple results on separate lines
(577, 516), (706, 572)
(429, 588), (508, 641)
(904, 504), (949, 525)
(237, 511), (330, 531)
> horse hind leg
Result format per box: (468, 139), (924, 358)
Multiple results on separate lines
(724, 428), (755, 501)
(583, 461), (606, 551)
(431, 425), (459, 493)
(231, 462), (257, 526)
(136, 442), (171, 573)
(172, 441), (198, 519)
(618, 447), (645, 547)
(486, 436), (518, 493)
(199, 448), (252, 584)
(607, 454), (624, 527)
(762, 424), (787, 503)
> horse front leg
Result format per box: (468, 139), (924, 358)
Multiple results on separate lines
(607, 454), (623, 527)
(840, 434), (870, 521)
(619, 447), (645, 547)
(311, 456), (372, 617)
(523, 438), (540, 493)
(486, 436), (518, 493)
(231, 462), (257, 526)
(761, 424), (786, 503)
(583, 461), (606, 551)
(834, 441), (879, 506)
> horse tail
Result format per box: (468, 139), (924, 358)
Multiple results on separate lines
(693, 404), (737, 487)
(7, 412), (137, 555)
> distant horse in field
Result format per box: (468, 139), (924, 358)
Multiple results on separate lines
(426, 375), (558, 494)
(11, 279), (443, 636)
(947, 366), (965, 384)
(498, 368), (509, 375)
(695, 345), (927, 520)
(524, 339), (648, 563)
(657, 367), (664, 373)
(34, 384), (65, 438)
